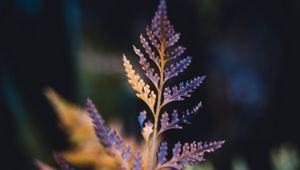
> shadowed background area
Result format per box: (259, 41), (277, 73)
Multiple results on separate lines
(0, 0), (299, 169)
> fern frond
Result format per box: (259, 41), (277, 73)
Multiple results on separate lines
(155, 141), (225, 170)
(138, 110), (147, 128)
(162, 76), (206, 106)
(53, 152), (75, 170)
(87, 98), (132, 170)
(164, 56), (192, 81)
(40, 1), (225, 170)
(139, 34), (160, 68)
(132, 153), (142, 170)
(166, 46), (186, 62)
(157, 142), (168, 165)
(87, 98), (115, 149)
(151, 0), (175, 41)
(159, 102), (202, 134)
(166, 33), (180, 47)
(133, 45), (160, 88)
(122, 144), (132, 162)
(146, 26), (160, 50)
(123, 55), (157, 112)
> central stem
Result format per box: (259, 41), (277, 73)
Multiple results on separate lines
(147, 41), (166, 170)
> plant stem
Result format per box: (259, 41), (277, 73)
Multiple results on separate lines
(147, 41), (166, 170)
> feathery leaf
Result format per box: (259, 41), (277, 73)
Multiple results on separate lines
(166, 33), (180, 47)
(163, 76), (206, 106)
(139, 34), (160, 68)
(133, 45), (160, 88)
(87, 98), (134, 170)
(166, 46), (186, 61)
(132, 153), (142, 170)
(151, 0), (175, 40)
(159, 102), (202, 134)
(146, 26), (160, 50)
(86, 98), (113, 148)
(40, 1), (225, 170)
(157, 142), (168, 165)
(138, 110), (147, 128)
(123, 55), (157, 112)
(164, 56), (192, 81)
(122, 144), (131, 162)
(157, 141), (225, 170)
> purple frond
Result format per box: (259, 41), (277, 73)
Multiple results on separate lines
(181, 102), (202, 124)
(164, 56), (192, 81)
(159, 102), (202, 134)
(163, 76), (206, 105)
(160, 112), (170, 130)
(109, 129), (117, 145)
(115, 135), (123, 151)
(158, 142), (168, 164)
(172, 142), (182, 160)
(138, 110), (147, 128)
(87, 98), (127, 155)
(133, 45), (160, 87)
(146, 26), (160, 50)
(139, 34), (160, 67)
(166, 141), (225, 169)
(166, 33), (180, 47)
(122, 144), (131, 161)
(159, 110), (181, 133)
(132, 153), (142, 170)
(53, 152), (75, 170)
(86, 98), (112, 148)
(151, 0), (175, 40)
(167, 46), (186, 61)
(151, 0), (166, 39)
(171, 110), (181, 128)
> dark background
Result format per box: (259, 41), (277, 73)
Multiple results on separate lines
(1, 0), (300, 169)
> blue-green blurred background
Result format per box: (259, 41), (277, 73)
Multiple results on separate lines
(0, 0), (299, 169)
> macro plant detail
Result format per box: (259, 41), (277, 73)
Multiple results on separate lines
(123, 1), (224, 169)
(38, 0), (224, 170)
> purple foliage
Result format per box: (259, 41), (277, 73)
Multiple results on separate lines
(86, 98), (113, 148)
(40, 1), (225, 170)
(168, 46), (186, 61)
(164, 56), (192, 81)
(122, 144), (131, 161)
(163, 76), (206, 105)
(160, 102), (202, 134)
(157, 142), (168, 164)
(172, 142), (182, 160)
(157, 141), (225, 170)
(132, 153), (142, 170)
(151, 0), (176, 42)
(146, 26), (160, 50)
(177, 141), (225, 166)
(139, 34), (160, 67)
(87, 98), (128, 155)
(138, 110), (147, 128)
(166, 33), (180, 47)
(133, 45), (160, 87)
(160, 112), (169, 130)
